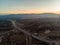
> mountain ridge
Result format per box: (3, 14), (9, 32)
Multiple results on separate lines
(0, 13), (60, 20)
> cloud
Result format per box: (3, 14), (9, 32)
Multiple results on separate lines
(0, 9), (60, 14)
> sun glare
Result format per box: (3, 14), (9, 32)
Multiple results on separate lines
(54, 0), (60, 11)
(55, 5), (60, 11)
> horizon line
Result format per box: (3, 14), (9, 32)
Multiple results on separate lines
(0, 13), (60, 15)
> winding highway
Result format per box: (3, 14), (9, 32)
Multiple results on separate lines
(0, 20), (59, 45)
(11, 20), (59, 45)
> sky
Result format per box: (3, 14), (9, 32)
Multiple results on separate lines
(0, 0), (60, 14)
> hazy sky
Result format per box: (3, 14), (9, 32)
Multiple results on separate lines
(0, 0), (60, 14)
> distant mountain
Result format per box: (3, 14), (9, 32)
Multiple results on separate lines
(0, 13), (60, 20)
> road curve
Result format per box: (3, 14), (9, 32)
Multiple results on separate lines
(11, 20), (56, 44)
